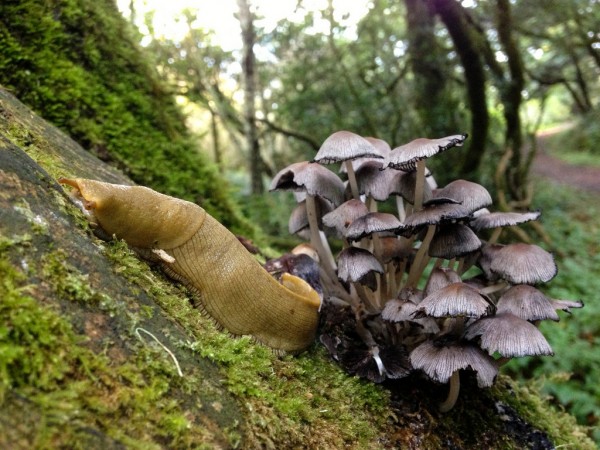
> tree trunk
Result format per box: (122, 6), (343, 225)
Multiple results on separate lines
(237, 0), (263, 194)
(430, 0), (489, 177)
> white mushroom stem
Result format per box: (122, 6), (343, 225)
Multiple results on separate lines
(396, 196), (406, 222)
(345, 161), (361, 200)
(439, 371), (461, 412)
(305, 194), (337, 281)
(413, 160), (427, 212)
(407, 225), (436, 288)
(479, 281), (509, 296)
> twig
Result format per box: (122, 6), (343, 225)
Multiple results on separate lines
(135, 327), (183, 377)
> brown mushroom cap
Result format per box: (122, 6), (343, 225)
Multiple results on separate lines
(270, 161), (345, 207)
(497, 284), (559, 321)
(465, 312), (553, 357)
(314, 130), (384, 164)
(469, 210), (541, 231)
(383, 134), (468, 171)
(490, 243), (557, 285)
(415, 282), (492, 319)
(337, 247), (384, 284)
(410, 340), (498, 387)
(428, 223), (482, 259)
(433, 180), (492, 213)
(344, 212), (405, 241)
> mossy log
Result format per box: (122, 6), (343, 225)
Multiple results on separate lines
(0, 87), (594, 449)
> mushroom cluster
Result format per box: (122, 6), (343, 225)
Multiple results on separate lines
(269, 131), (583, 411)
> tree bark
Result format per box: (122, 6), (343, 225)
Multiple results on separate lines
(430, 0), (489, 177)
(237, 0), (263, 194)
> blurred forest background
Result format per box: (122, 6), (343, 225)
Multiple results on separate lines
(1, 0), (599, 443)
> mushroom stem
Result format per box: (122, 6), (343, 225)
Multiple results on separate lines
(305, 194), (337, 280)
(345, 161), (361, 200)
(413, 160), (427, 212)
(478, 281), (508, 296)
(407, 224), (436, 288)
(439, 371), (461, 412)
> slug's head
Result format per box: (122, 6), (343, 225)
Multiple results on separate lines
(59, 178), (205, 249)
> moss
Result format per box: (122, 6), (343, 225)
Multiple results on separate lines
(0, 0), (253, 236)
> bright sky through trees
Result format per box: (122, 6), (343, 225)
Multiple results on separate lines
(117, 0), (370, 50)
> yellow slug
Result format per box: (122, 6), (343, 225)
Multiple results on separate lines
(59, 178), (320, 353)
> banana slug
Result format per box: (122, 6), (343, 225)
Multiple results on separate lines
(59, 178), (320, 353)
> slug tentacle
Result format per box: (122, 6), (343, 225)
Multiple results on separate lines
(59, 178), (320, 353)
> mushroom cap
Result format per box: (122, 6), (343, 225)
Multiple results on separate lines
(390, 170), (433, 205)
(403, 202), (472, 229)
(551, 298), (584, 313)
(354, 161), (399, 201)
(314, 130), (384, 164)
(382, 296), (440, 333)
(464, 312), (554, 357)
(424, 267), (462, 297)
(415, 282), (492, 319)
(337, 247), (384, 284)
(270, 161), (345, 207)
(433, 180), (492, 213)
(428, 223), (482, 259)
(469, 210), (541, 231)
(410, 340), (498, 387)
(379, 236), (412, 263)
(490, 243), (557, 285)
(477, 243), (505, 281)
(497, 284), (559, 321)
(383, 134), (468, 171)
(344, 212), (405, 241)
(288, 198), (332, 235)
(322, 199), (369, 236)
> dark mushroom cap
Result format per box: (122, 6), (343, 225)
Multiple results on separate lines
(490, 243), (557, 285)
(390, 170), (433, 205)
(410, 340), (498, 387)
(424, 267), (462, 297)
(433, 180), (492, 213)
(314, 131), (384, 164)
(322, 199), (369, 236)
(379, 236), (412, 263)
(383, 134), (468, 171)
(414, 282), (492, 319)
(270, 161), (345, 207)
(428, 223), (482, 259)
(497, 284), (559, 321)
(337, 247), (384, 284)
(344, 212), (405, 241)
(469, 210), (541, 231)
(464, 312), (554, 357)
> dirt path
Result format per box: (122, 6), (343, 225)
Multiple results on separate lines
(531, 125), (600, 193)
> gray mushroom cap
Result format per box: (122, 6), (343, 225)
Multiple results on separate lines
(428, 223), (482, 259)
(383, 134), (468, 171)
(289, 198), (332, 235)
(477, 243), (505, 281)
(469, 210), (541, 231)
(354, 161), (400, 201)
(344, 212), (405, 241)
(410, 340), (498, 387)
(490, 243), (557, 285)
(314, 131), (384, 164)
(415, 282), (492, 319)
(391, 170), (433, 205)
(424, 267), (463, 297)
(403, 202), (472, 228)
(497, 284), (560, 321)
(322, 199), (369, 236)
(433, 180), (493, 213)
(270, 161), (345, 207)
(465, 312), (554, 357)
(337, 247), (384, 283)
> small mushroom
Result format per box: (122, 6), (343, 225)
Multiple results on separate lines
(469, 210), (541, 232)
(496, 284), (559, 322)
(433, 180), (492, 213)
(410, 339), (498, 411)
(344, 212), (405, 242)
(428, 223), (482, 259)
(322, 199), (370, 238)
(414, 282), (492, 319)
(424, 267), (462, 297)
(465, 312), (554, 358)
(489, 243), (557, 285)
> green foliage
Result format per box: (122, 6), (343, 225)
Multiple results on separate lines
(504, 181), (600, 442)
(0, 0), (251, 235)
(541, 111), (600, 165)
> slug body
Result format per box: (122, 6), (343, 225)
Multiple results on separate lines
(60, 178), (320, 353)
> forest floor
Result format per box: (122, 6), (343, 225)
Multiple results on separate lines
(532, 124), (600, 192)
